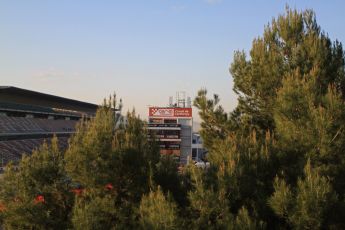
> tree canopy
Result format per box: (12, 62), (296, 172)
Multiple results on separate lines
(194, 7), (345, 229)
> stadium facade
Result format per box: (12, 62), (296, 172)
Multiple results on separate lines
(0, 86), (98, 172)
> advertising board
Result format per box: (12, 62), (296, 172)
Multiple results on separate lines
(148, 124), (181, 128)
(149, 107), (192, 117)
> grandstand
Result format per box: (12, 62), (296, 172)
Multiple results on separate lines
(0, 86), (98, 172)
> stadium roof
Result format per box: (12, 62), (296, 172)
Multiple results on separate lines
(0, 86), (98, 114)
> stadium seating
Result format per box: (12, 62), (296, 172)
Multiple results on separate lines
(0, 116), (77, 134)
(0, 116), (76, 167)
(0, 137), (69, 166)
(0, 115), (77, 167)
(0, 86), (98, 170)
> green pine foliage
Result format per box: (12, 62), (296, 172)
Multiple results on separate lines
(194, 6), (345, 229)
(139, 186), (178, 230)
(188, 165), (234, 229)
(194, 89), (234, 150)
(64, 100), (118, 188)
(154, 155), (189, 207)
(65, 97), (161, 228)
(71, 191), (117, 230)
(234, 207), (262, 230)
(230, 8), (344, 132)
(269, 160), (338, 229)
(0, 137), (73, 229)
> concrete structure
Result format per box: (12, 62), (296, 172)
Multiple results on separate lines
(192, 132), (207, 161)
(147, 93), (193, 165)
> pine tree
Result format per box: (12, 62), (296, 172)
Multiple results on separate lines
(71, 190), (117, 230)
(269, 160), (338, 229)
(230, 7), (345, 132)
(154, 155), (190, 207)
(64, 99), (118, 188)
(234, 207), (263, 230)
(187, 165), (234, 229)
(0, 137), (73, 229)
(65, 97), (160, 228)
(139, 186), (178, 230)
(194, 89), (234, 151)
(194, 7), (345, 228)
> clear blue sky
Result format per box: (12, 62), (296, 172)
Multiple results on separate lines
(1, 0), (344, 120)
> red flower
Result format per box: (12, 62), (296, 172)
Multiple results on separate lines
(72, 188), (84, 196)
(105, 183), (113, 190)
(0, 203), (6, 212)
(34, 195), (45, 204)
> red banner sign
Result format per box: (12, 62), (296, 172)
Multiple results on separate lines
(149, 107), (192, 117)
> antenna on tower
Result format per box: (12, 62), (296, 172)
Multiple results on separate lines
(176, 91), (186, 108)
(187, 97), (191, 108)
(169, 96), (173, 107)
